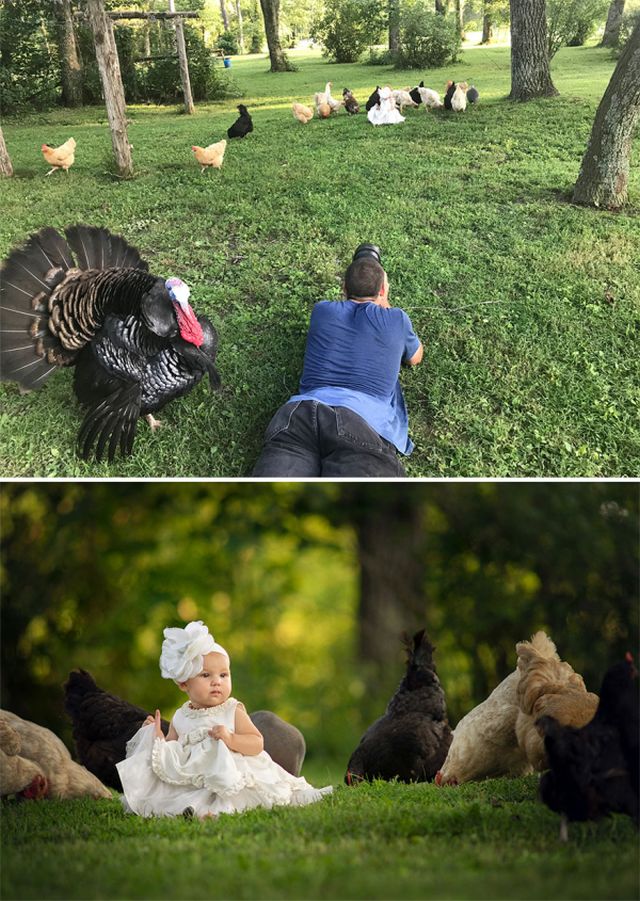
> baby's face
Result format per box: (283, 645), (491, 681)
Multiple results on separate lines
(182, 651), (231, 708)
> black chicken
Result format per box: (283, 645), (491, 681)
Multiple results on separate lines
(409, 80), (425, 106)
(365, 87), (381, 112)
(0, 225), (220, 461)
(64, 669), (306, 790)
(227, 104), (253, 139)
(444, 81), (456, 110)
(345, 629), (452, 785)
(538, 654), (639, 841)
(342, 88), (360, 115)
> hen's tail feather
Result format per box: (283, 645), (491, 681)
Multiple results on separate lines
(64, 225), (148, 273)
(77, 380), (141, 462)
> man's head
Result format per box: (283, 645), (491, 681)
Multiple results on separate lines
(344, 257), (387, 302)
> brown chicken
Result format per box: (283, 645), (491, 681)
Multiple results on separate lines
(0, 710), (111, 800)
(515, 631), (599, 770)
(191, 139), (227, 172)
(292, 103), (314, 124)
(42, 137), (76, 175)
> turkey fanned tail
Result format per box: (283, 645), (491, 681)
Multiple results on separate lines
(77, 381), (142, 462)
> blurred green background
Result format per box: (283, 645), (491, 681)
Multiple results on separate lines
(1, 482), (637, 774)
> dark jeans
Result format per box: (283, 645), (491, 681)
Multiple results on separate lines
(252, 400), (406, 478)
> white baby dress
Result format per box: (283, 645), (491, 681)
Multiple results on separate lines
(116, 697), (332, 818)
(367, 86), (405, 126)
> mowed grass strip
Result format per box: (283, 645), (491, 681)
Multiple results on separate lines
(2, 776), (638, 900)
(1, 46), (638, 477)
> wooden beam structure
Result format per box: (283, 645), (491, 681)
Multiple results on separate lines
(168, 0), (194, 114)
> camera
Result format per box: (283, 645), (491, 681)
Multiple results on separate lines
(352, 243), (382, 265)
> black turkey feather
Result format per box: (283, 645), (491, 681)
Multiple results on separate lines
(0, 225), (220, 461)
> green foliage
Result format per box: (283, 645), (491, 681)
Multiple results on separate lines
(547, 0), (609, 58)
(0, 0), (60, 114)
(217, 29), (239, 56)
(394, 4), (462, 69)
(2, 778), (638, 900)
(311, 0), (386, 63)
(614, 10), (640, 54)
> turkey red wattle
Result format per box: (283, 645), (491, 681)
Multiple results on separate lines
(173, 301), (204, 347)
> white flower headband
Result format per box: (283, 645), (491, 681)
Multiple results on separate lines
(159, 620), (229, 684)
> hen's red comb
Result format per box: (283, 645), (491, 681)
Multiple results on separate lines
(625, 651), (634, 663)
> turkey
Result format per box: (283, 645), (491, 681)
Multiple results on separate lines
(345, 629), (452, 784)
(64, 670), (307, 790)
(0, 225), (220, 462)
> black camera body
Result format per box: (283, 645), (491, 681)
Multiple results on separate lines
(352, 243), (382, 265)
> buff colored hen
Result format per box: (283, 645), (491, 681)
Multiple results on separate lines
(42, 137), (76, 175)
(292, 103), (314, 124)
(191, 139), (227, 172)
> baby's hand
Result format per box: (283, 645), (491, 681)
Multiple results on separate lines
(209, 725), (231, 745)
(154, 709), (164, 740)
(143, 714), (155, 727)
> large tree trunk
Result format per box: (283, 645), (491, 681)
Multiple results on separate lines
(259, 0), (292, 71)
(435, 0), (447, 13)
(509, 0), (558, 100)
(573, 20), (640, 210)
(389, 0), (400, 53)
(455, 0), (465, 36)
(168, 0), (194, 114)
(57, 0), (83, 107)
(482, 0), (493, 43)
(601, 0), (625, 47)
(0, 126), (13, 177)
(86, 0), (133, 177)
(346, 487), (427, 704)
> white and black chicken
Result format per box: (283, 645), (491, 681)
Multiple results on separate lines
(0, 225), (220, 461)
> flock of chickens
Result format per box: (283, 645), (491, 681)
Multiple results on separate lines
(292, 78), (479, 124)
(1, 629), (637, 843)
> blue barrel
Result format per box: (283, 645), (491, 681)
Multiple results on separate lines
(223, 57), (231, 68)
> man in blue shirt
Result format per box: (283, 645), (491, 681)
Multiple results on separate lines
(252, 248), (423, 477)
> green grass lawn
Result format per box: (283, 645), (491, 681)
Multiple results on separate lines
(1, 775), (638, 900)
(1, 46), (639, 477)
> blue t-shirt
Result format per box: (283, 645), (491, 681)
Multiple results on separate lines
(289, 300), (421, 455)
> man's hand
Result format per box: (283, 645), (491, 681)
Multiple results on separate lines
(209, 725), (232, 745)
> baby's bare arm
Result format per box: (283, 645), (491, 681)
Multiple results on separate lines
(209, 704), (264, 756)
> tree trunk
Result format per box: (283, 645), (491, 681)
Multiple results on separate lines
(235, 0), (245, 53)
(601, 0), (625, 47)
(455, 0), (465, 36)
(389, 0), (400, 53)
(509, 0), (558, 101)
(219, 0), (230, 31)
(57, 0), (83, 107)
(346, 487), (427, 704)
(86, 0), (133, 177)
(0, 126), (13, 177)
(573, 20), (640, 210)
(435, 0), (446, 13)
(482, 12), (493, 42)
(144, 23), (151, 58)
(168, 0), (194, 115)
(259, 0), (292, 71)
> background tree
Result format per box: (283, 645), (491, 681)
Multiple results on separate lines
(509, 0), (557, 100)
(482, 0), (494, 41)
(573, 18), (640, 209)
(546, 0), (608, 58)
(601, 0), (626, 46)
(0, 125), (13, 176)
(259, 0), (294, 69)
(389, 0), (400, 53)
(57, 0), (83, 107)
(312, 0), (385, 63)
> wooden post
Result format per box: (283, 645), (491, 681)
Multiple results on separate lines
(0, 127), (13, 177)
(86, 0), (133, 177)
(169, 0), (195, 114)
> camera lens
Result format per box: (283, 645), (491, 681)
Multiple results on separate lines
(353, 243), (382, 265)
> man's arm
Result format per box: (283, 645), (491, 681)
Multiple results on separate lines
(405, 341), (424, 366)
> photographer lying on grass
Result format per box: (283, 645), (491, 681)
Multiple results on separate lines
(252, 245), (423, 477)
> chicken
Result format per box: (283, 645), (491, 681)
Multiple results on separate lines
(451, 82), (469, 112)
(64, 669), (307, 790)
(538, 654), (639, 840)
(315, 101), (332, 120)
(435, 670), (531, 786)
(444, 80), (456, 110)
(365, 86), (381, 111)
(342, 89), (360, 115)
(41, 137), (76, 176)
(392, 89), (419, 113)
(467, 86), (479, 104)
(227, 104), (253, 139)
(292, 102), (314, 124)
(409, 81), (424, 106)
(515, 631), (599, 771)
(324, 82), (342, 112)
(0, 225), (220, 461)
(417, 86), (443, 110)
(0, 715), (47, 798)
(0, 710), (111, 800)
(345, 629), (452, 784)
(191, 139), (226, 171)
